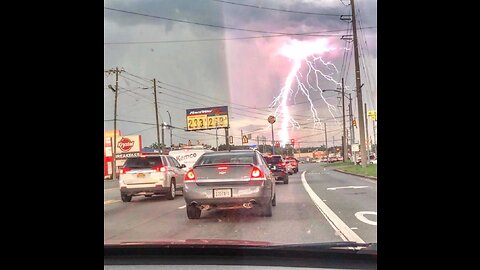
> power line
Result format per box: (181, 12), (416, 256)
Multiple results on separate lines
(210, 0), (342, 16)
(104, 7), (375, 36)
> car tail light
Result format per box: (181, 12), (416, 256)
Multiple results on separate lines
(250, 166), (265, 179)
(217, 166), (228, 171)
(120, 168), (131, 174)
(152, 166), (167, 172)
(185, 169), (196, 181)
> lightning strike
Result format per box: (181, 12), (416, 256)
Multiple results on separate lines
(271, 38), (346, 146)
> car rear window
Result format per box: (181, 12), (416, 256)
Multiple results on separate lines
(264, 156), (283, 164)
(196, 152), (256, 165)
(123, 157), (163, 168)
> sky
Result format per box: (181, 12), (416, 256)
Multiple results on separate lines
(104, 0), (377, 149)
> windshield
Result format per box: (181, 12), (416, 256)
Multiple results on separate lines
(104, 0), (377, 258)
(196, 151), (256, 165)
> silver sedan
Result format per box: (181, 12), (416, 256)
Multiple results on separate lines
(183, 150), (276, 219)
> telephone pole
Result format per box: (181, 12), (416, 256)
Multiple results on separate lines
(341, 78), (347, 161)
(153, 78), (162, 154)
(349, 93), (356, 164)
(324, 122), (328, 162)
(105, 67), (124, 180)
(373, 119), (377, 157)
(364, 103), (370, 163)
(166, 110), (172, 148)
(351, 0), (367, 167)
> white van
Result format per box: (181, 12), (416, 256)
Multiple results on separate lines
(169, 148), (214, 170)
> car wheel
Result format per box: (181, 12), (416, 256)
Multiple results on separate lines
(121, 194), (132, 202)
(262, 201), (273, 217)
(186, 205), (201, 219)
(272, 192), (276, 206)
(166, 179), (176, 200)
(144, 195), (152, 198)
(283, 175), (289, 184)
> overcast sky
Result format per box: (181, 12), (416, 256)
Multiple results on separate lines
(104, 0), (377, 148)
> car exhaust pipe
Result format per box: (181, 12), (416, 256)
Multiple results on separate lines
(200, 205), (211, 210)
(243, 202), (253, 209)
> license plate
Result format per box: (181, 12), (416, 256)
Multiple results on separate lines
(213, 189), (232, 198)
(137, 173), (145, 178)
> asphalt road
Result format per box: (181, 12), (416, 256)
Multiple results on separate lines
(104, 163), (377, 244)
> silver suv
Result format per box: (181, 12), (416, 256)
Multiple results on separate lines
(183, 150), (276, 219)
(119, 154), (186, 202)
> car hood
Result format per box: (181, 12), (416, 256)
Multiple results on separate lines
(105, 238), (275, 247)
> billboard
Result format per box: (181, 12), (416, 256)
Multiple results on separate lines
(186, 106), (229, 131)
(113, 135), (142, 159)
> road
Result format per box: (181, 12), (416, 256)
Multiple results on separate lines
(104, 163), (377, 244)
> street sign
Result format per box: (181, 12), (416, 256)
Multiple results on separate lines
(352, 144), (360, 152)
(186, 106), (229, 131)
(242, 135), (248, 144)
(368, 110), (377, 121)
(229, 136), (233, 144)
(268, 115), (276, 124)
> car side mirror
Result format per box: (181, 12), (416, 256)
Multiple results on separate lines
(180, 164), (186, 168)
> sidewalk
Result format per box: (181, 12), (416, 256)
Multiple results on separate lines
(333, 168), (377, 180)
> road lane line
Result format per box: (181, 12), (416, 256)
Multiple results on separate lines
(178, 205), (186, 209)
(327, 186), (369, 191)
(355, 211), (377, 226)
(104, 188), (118, 191)
(301, 171), (365, 243)
(104, 200), (120, 205)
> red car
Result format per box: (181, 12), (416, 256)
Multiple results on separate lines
(284, 157), (299, 173)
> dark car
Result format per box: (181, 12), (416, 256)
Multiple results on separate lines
(263, 155), (289, 184)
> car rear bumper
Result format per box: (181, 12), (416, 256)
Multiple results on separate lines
(120, 184), (170, 196)
(271, 171), (287, 180)
(183, 184), (271, 206)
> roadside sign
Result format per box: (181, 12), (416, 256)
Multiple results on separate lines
(229, 136), (233, 144)
(368, 110), (377, 121)
(268, 115), (276, 124)
(352, 144), (360, 152)
(242, 135), (248, 144)
(186, 106), (229, 131)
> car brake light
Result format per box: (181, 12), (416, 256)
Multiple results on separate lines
(120, 168), (131, 174)
(185, 169), (196, 181)
(250, 166), (265, 179)
(217, 166), (228, 171)
(152, 166), (167, 172)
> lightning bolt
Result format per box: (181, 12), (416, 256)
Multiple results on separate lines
(271, 38), (347, 146)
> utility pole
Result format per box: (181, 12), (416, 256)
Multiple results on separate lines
(256, 135), (260, 153)
(241, 130), (244, 145)
(341, 78), (347, 161)
(324, 122), (328, 162)
(351, 0), (367, 167)
(373, 119), (377, 157)
(364, 103), (370, 163)
(166, 110), (172, 148)
(153, 79), (162, 154)
(105, 67), (124, 180)
(349, 93), (356, 164)
(215, 126), (218, 151)
(271, 124), (275, 155)
(161, 122), (165, 153)
(225, 128), (230, 152)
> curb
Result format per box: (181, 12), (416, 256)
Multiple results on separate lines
(333, 169), (377, 180)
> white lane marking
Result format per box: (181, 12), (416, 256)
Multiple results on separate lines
(355, 211), (377, 226)
(327, 186), (369, 191)
(104, 188), (118, 191)
(178, 205), (186, 209)
(104, 200), (120, 205)
(301, 172), (365, 243)
(351, 227), (358, 230)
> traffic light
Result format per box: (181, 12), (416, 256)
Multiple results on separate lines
(352, 119), (357, 127)
(290, 139), (295, 145)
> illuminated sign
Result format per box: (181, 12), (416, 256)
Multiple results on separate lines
(186, 106), (229, 131)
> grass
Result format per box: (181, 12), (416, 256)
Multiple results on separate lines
(336, 164), (377, 178)
(320, 161), (355, 168)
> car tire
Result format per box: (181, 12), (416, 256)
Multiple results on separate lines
(283, 175), (289, 184)
(262, 201), (273, 217)
(187, 205), (201, 219)
(144, 195), (152, 198)
(272, 192), (276, 206)
(166, 179), (176, 200)
(121, 194), (132, 202)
